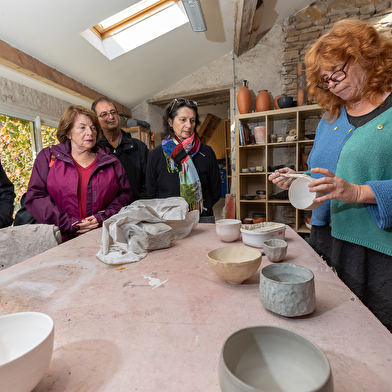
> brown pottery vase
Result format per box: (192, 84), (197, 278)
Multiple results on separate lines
(273, 94), (284, 109)
(237, 80), (251, 114)
(297, 63), (307, 106)
(256, 90), (271, 112)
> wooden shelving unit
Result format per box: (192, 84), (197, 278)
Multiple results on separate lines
(123, 126), (155, 150)
(235, 104), (322, 233)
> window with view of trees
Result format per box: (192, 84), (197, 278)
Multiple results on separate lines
(0, 115), (57, 210)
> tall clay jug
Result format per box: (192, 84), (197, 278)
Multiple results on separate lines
(297, 63), (307, 106)
(256, 90), (271, 112)
(237, 80), (251, 114)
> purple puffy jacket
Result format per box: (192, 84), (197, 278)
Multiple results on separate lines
(25, 142), (132, 242)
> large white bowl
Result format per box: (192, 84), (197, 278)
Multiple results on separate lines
(219, 326), (333, 392)
(206, 246), (262, 284)
(259, 263), (316, 317)
(289, 176), (323, 210)
(0, 312), (54, 392)
(216, 219), (242, 242)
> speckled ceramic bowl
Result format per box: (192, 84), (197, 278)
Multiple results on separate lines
(259, 263), (316, 317)
(207, 246), (262, 285)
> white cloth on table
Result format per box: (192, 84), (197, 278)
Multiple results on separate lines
(96, 197), (199, 264)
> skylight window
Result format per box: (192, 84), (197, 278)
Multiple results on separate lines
(81, 0), (189, 60)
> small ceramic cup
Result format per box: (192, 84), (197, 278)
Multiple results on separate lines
(215, 219), (242, 242)
(262, 239), (288, 262)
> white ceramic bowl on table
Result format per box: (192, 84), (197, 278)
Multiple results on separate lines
(0, 312), (54, 392)
(289, 176), (323, 210)
(215, 219), (242, 242)
(259, 263), (316, 317)
(206, 246), (262, 285)
(241, 222), (286, 248)
(219, 325), (333, 392)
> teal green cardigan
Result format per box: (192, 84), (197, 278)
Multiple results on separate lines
(331, 108), (392, 256)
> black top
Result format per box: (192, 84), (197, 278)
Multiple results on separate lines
(146, 143), (221, 216)
(0, 160), (15, 228)
(98, 130), (149, 203)
(347, 93), (392, 128)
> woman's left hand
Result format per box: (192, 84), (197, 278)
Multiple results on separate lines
(309, 168), (376, 204)
(76, 215), (100, 234)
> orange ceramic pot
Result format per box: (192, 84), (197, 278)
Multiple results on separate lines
(274, 94), (284, 109)
(256, 90), (271, 112)
(237, 80), (251, 114)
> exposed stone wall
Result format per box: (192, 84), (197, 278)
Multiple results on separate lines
(282, 0), (392, 101)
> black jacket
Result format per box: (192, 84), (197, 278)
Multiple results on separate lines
(146, 143), (221, 216)
(0, 161), (15, 228)
(98, 130), (149, 202)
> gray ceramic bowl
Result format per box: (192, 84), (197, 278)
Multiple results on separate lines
(277, 96), (294, 108)
(259, 263), (316, 317)
(263, 239), (287, 262)
(219, 326), (333, 392)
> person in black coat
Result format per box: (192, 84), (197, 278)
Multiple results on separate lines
(92, 97), (149, 203)
(0, 160), (15, 228)
(146, 98), (221, 221)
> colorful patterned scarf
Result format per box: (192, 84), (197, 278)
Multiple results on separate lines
(162, 133), (204, 212)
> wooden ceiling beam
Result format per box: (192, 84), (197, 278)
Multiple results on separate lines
(234, 0), (264, 57)
(0, 39), (131, 116)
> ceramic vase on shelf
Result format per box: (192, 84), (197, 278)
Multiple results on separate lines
(297, 63), (307, 106)
(273, 94), (284, 109)
(254, 126), (266, 144)
(237, 80), (251, 114)
(256, 89), (271, 112)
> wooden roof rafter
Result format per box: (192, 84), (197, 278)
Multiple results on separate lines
(234, 0), (264, 57)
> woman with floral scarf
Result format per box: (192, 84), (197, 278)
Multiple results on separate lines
(146, 98), (221, 222)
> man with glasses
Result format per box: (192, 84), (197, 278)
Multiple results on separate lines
(92, 97), (149, 202)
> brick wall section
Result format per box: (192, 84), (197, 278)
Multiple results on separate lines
(281, 0), (392, 102)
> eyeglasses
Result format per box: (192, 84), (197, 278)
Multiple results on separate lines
(168, 98), (198, 114)
(97, 109), (118, 119)
(317, 63), (347, 90)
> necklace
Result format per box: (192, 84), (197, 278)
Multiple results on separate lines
(347, 99), (364, 108)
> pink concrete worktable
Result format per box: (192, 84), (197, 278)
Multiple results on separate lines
(1, 224), (391, 391)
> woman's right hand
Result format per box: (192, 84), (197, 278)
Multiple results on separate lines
(268, 167), (297, 190)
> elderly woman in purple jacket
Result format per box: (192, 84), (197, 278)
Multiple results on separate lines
(26, 105), (132, 242)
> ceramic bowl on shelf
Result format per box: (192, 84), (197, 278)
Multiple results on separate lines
(259, 263), (316, 317)
(0, 312), (54, 392)
(262, 239), (288, 262)
(241, 194), (257, 200)
(216, 219), (242, 242)
(277, 96), (294, 108)
(219, 325), (333, 392)
(206, 246), (262, 285)
(289, 176), (323, 210)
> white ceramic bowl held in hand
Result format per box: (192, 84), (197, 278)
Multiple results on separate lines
(0, 312), (54, 392)
(219, 326), (333, 392)
(289, 176), (323, 210)
(216, 219), (242, 242)
(259, 263), (316, 317)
